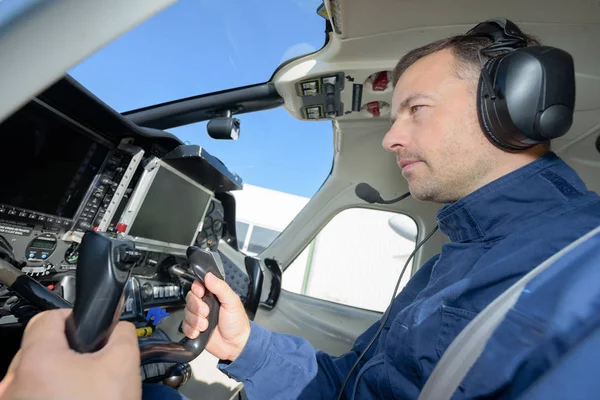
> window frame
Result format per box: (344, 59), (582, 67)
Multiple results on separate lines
(236, 219), (283, 257)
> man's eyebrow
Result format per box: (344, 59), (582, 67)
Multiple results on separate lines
(400, 93), (436, 109)
(391, 93), (436, 123)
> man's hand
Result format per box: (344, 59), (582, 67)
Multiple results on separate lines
(182, 272), (251, 362)
(0, 309), (141, 400)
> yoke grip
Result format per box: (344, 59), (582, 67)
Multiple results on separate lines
(65, 231), (138, 353)
(139, 246), (223, 365)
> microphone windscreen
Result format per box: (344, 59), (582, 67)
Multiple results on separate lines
(355, 183), (381, 204)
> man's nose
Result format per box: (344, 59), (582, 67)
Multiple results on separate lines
(382, 121), (409, 152)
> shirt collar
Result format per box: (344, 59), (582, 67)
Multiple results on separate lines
(436, 152), (586, 243)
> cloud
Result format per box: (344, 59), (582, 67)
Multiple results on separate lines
(228, 54), (237, 71)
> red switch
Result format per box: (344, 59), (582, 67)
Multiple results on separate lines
(47, 284), (55, 291)
(366, 101), (381, 117)
(372, 72), (389, 91)
(116, 223), (127, 233)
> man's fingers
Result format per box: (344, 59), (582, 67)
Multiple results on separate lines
(204, 273), (241, 309)
(181, 320), (199, 339)
(185, 291), (209, 317)
(191, 280), (205, 298)
(184, 307), (208, 332)
(21, 309), (72, 350)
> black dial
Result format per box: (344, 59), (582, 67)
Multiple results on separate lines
(65, 242), (80, 264)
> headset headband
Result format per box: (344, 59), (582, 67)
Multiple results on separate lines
(467, 18), (527, 54)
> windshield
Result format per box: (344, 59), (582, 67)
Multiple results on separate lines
(68, 0), (327, 112)
(67, 0), (334, 254)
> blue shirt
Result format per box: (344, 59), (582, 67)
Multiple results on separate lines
(455, 217), (600, 399)
(215, 152), (600, 399)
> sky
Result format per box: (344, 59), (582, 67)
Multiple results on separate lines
(61, 0), (334, 198)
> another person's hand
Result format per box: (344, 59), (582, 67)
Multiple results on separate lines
(182, 272), (251, 362)
(0, 309), (141, 400)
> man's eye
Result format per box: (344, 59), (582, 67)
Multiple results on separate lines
(410, 105), (423, 114)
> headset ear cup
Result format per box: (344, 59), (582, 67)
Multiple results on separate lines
(476, 62), (536, 152)
(469, 19), (575, 149)
(476, 74), (509, 150)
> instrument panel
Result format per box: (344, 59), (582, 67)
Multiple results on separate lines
(0, 94), (240, 324)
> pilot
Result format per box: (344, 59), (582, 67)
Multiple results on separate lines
(178, 19), (600, 400)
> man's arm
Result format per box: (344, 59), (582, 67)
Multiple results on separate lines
(183, 273), (383, 399)
(216, 319), (383, 399)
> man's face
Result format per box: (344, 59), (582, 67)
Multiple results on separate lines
(383, 48), (499, 203)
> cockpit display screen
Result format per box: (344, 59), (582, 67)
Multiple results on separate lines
(126, 162), (212, 249)
(0, 107), (109, 218)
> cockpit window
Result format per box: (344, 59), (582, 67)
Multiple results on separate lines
(68, 0), (327, 112)
(169, 110), (333, 255)
(68, 0), (333, 255)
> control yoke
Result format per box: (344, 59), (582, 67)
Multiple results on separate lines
(65, 231), (140, 352)
(64, 231), (221, 365)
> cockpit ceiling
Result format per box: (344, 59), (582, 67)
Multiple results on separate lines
(274, 0), (600, 154)
(329, 0), (600, 40)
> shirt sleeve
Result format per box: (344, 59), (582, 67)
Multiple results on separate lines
(217, 320), (382, 400)
(216, 255), (438, 399)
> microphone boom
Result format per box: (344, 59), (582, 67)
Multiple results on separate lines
(355, 182), (410, 205)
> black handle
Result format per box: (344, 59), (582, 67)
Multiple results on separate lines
(11, 275), (72, 310)
(65, 231), (138, 353)
(263, 258), (282, 309)
(244, 256), (263, 320)
(0, 257), (71, 310)
(139, 246), (222, 365)
(139, 292), (219, 365)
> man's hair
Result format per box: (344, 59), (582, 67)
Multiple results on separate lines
(392, 30), (550, 150)
(392, 31), (541, 87)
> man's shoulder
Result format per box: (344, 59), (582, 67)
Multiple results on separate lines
(498, 195), (600, 252)
(542, 191), (600, 226)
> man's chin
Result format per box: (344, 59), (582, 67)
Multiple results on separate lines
(407, 182), (443, 203)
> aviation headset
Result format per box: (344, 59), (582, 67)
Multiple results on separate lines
(466, 18), (576, 151)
